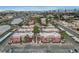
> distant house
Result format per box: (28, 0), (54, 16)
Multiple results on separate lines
(63, 15), (74, 19)
(71, 20), (79, 29)
(28, 20), (34, 25)
(42, 28), (59, 32)
(42, 25), (59, 32)
(47, 14), (54, 18)
(41, 18), (46, 25)
(22, 25), (34, 29)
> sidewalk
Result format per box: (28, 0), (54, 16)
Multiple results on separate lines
(10, 42), (73, 48)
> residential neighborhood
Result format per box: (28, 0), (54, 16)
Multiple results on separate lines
(0, 6), (79, 53)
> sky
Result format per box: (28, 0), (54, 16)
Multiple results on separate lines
(0, 6), (79, 11)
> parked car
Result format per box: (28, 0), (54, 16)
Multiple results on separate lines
(74, 49), (78, 52)
(68, 49), (74, 53)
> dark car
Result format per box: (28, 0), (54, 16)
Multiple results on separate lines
(74, 49), (78, 52)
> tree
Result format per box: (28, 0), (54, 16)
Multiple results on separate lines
(33, 25), (40, 43)
(35, 17), (41, 25)
(59, 14), (63, 20)
(46, 18), (49, 26)
(74, 14), (79, 18)
(23, 35), (29, 43)
(60, 31), (68, 40)
(60, 31), (64, 40)
(48, 16), (52, 19)
(33, 25), (40, 34)
(53, 14), (59, 20)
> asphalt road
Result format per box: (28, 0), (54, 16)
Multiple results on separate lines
(0, 31), (14, 52)
(57, 23), (79, 46)
(7, 44), (73, 53)
(58, 24), (79, 38)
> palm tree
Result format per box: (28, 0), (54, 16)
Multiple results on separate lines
(33, 25), (40, 43)
(35, 17), (41, 25)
